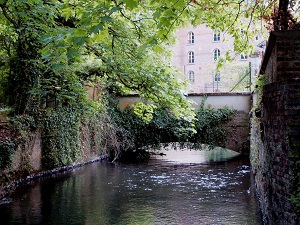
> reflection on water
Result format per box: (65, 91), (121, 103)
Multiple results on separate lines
(0, 149), (262, 225)
(153, 147), (241, 164)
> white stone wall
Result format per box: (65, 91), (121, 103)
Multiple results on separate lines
(118, 93), (251, 113)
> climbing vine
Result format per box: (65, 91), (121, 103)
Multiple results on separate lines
(0, 140), (18, 169)
(0, 114), (35, 169)
(41, 106), (82, 169)
(191, 103), (235, 149)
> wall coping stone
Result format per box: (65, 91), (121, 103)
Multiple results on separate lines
(118, 92), (251, 98)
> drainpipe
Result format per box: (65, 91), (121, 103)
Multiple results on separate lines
(212, 71), (214, 92)
(249, 62), (252, 92)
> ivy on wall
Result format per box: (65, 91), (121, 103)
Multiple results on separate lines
(41, 106), (82, 169)
(191, 104), (235, 149)
(0, 114), (35, 169)
(0, 141), (18, 169)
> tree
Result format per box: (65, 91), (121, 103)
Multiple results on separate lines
(0, 0), (298, 119)
(0, 0), (194, 119)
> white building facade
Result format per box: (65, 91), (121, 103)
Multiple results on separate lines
(171, 24), (265, 93)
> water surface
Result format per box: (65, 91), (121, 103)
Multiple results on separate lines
(0, 148), (262, 225)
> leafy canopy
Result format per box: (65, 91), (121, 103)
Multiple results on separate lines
(0, 0), (293, 119)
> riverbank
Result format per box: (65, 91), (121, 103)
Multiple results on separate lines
(0, 154), (109, 203)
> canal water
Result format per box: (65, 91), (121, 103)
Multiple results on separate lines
(0, 148), (262, 225)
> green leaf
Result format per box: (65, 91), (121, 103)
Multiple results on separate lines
(108, 6), (121, 13)
(55, 34), (65, 42)
(41, 35), (53, 44)
(67, 48), (79, 59)
(73, 36), (88, 45)
(153, 10), (161, 19)
(92, 29), (109, 42)
(163, 9), (174, 18)
(61, 7), (72, 21)
(101, 16), (112, 23)
(52, 63), (65, 70)
(91, 23), (103, 34)
(74, 28), (87, 37)
(41, 47), (52, 60)
(123, 0), (138, 10)
(153, 45), (163, 53)
(81, 17), (92, 26)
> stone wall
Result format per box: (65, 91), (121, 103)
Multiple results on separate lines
(251, 30), (300, 225)
(11, 131), (42, 172)
(0, 121), (108, 200)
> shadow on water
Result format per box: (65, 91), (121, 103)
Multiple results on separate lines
(0, 146), (262, 225)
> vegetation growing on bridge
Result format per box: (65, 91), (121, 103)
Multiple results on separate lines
(109, 99), (234, 162)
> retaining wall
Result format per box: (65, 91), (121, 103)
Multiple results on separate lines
(0, 122), (108, 200)
(251, 30), (300, 224)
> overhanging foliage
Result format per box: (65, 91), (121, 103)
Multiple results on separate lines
(1, 0), (296, 119)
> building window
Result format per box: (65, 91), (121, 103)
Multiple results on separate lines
(241, 28), (245, 35)
(188, 71), (195, 83)
(188, 51), (194, 64)
(214, 71), (220, 82)
(188, 31), (194, 44)
(240, 54), (248, 60)
(213, 32), (220, 42)
(213, 49), (220, 61)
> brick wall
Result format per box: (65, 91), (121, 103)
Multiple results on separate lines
(251, 30), (300, 224)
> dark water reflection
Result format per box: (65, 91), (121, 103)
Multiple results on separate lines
(0, 149), (262, 225)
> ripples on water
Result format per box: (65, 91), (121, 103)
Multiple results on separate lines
(0, 149), (262, 225)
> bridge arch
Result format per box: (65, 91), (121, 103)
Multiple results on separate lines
(118, 92), (251, 154)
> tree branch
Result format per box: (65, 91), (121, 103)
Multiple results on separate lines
(278, 0), (290, 29)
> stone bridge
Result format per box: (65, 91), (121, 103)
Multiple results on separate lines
(118, 92), (251, 154)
